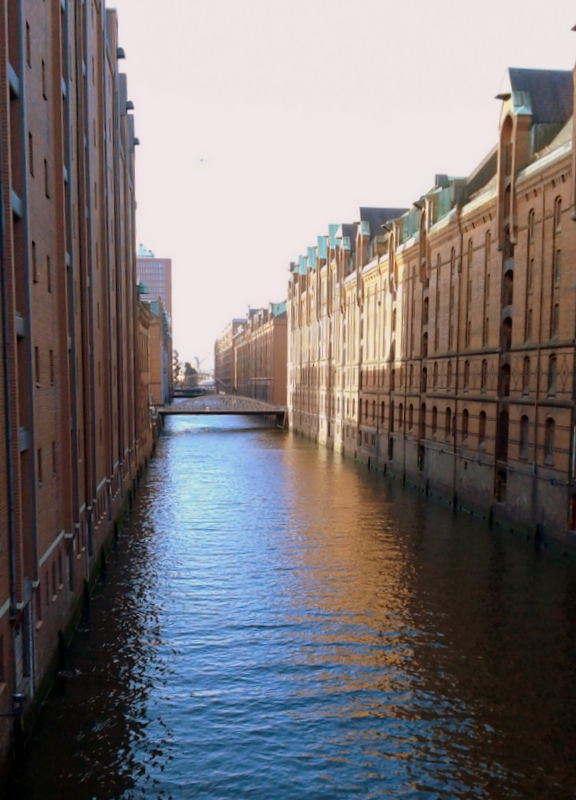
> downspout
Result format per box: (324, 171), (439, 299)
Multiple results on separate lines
(16, 0), (39, 583)
(401, 258), (409, 484)
(83, 0), (97, 558)
(101, 18), (114, 520)
(531, 189), (547, 537)
(62, 0), (80, 588)
(453, 205), (464, 507)
(0, 74), (17, 616)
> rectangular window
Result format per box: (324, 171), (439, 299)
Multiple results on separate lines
(42, 59), (47, 98)
(37, 448), (43, 485)
(26, 22), (31, 66)
(552, 304), (559, 338)
(28, 133), (34, 174)
(32, 240), (38, 282)
(44, 159), (50, 197)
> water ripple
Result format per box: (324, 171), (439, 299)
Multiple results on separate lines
(8, 416), (576, 799)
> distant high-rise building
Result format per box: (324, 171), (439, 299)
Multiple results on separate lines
(136, 245), (173, 318)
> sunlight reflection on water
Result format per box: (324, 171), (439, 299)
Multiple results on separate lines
(8, 416), (576, 799)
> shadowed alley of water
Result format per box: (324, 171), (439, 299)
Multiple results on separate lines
(7, 415), (576, 799)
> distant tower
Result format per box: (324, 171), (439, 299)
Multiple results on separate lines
(136, 244), (173, 318)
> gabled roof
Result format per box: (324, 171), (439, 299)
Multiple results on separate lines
(497, 68), (573, 125)
(358, 207), (408, 236)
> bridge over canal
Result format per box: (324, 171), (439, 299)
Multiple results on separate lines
(157, 394), (287, 426)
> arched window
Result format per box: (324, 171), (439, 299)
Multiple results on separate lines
(502, 269), (513, 306)
(481, 359), (488, 391)
(519, 414), (529, 459)
(422, 331), (428, 358)
(554, 197), (562, 231)
(522, 357), (530, 395)
(552, 303), (559, 339)
(478, 411), (486, 449)
(432, 405), (438, 435)
(445, 407), (452, 438)
(547, 355), (557, 395)
(555, 249), (561, 284)
(423, 296), (429, 325)
(483, 315), (489, 346)
(463, 360), (470, 390)
(525, 308), (532, 341)
(447, 361), (452, 389)
(390, 369), (395, 391)
(499, 364), (510, 397)
(433, 361), (438, 388)
(544, 418), (555, 463)
(496, 409), (509, 462)
(421, 367), (428, 393)
(372, 400), (376, 422)
(389, 400), (395, 432)
(398, 403), (404, 432)
(462, 409), (469, 439)
(528, 209), (535, 242)
(501, 317), (512, 352)
(381, 401), (385, 424)
(408, 404), (414, 431)
(418, 403), (426, 439)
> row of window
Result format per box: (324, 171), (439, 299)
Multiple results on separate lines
(357, 401), (557, 464)
(35, 552), (65, 625)
(333, 352), (562, 397)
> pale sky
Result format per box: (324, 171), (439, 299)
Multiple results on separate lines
(110, 0), (575, 370)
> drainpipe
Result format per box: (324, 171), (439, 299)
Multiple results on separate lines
(101, 15), (115, 520)
(62, 0), (80, 589)
(16, 0), (39, 584)
(531, 189), (547, 536)
(453, 205), (464, 507)
(0, 79), (17, 617)
(82, 0), (97, 559)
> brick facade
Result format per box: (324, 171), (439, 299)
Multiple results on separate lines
(288, 66), (576, 552)
(234, 305), (287, 406)
(0, 0), (151, 767)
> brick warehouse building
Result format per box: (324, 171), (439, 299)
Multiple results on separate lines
(214, 318), (247, 394)
(288, 61), (576, 551)
(233, 304), (287, 405)
(0, 0), (151, 765)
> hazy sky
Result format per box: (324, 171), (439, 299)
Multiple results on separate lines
(110, 0), (575, 369)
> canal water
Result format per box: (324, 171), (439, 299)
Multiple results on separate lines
(7, 416), (576, 799)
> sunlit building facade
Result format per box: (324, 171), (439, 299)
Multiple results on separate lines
(288, 65), (576, 550)
(214, 318), (245, 394)
(234, 304), (287, 405)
